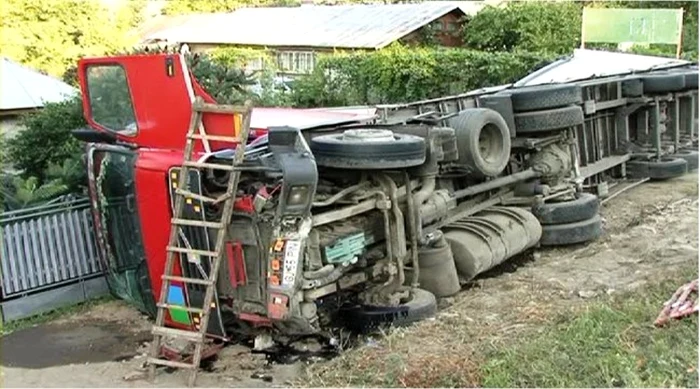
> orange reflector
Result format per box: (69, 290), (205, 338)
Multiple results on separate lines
(271, 260), (280, 271)
(270, 275), (280, 285)
(234, 113), (241, 138)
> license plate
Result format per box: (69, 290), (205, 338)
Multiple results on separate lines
(282, 240), (301, 286)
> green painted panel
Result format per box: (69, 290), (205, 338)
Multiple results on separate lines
(583, 8), (683, 45)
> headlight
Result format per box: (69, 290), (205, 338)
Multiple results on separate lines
(286, 185), (310, 206)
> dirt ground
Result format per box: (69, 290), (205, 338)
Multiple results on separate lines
(1, 173), (697, 388)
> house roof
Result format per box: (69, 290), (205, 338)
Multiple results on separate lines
(0, 57), (77, 111)
(142, 2), (483, 49)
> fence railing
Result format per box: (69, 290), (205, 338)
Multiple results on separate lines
(0, 197), (103, 299)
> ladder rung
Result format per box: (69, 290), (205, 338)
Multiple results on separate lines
(166, 246), (219, 257)
(175, 189), (217, 203)
(162, 274), (214, 286)
(182, 161), (234, 171)
(171, 218), (224, 229)
(194, 101), (249, 115)
(152, 326), (204, 343)
(147, 357), (197, 370)
(189, 133), (242, 143)
(157, 303), (206, 314)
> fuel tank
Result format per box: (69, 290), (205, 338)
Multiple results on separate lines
(442, 207), (542, 281)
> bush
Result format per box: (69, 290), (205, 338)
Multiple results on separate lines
(291, 45), (556, 107)
(6, 96), (86, 182)
(463, 1), (582, 54)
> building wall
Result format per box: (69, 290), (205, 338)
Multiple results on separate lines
(400, 11), (464, 47)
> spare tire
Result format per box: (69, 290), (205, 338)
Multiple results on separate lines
(507, 84), (583, 112)
(310, 129), (426, 169)
(642, 73), (686, 94)
(340, 288), (437, 333)
(448, 108), (511, 178)
(514, 105), (585, 134)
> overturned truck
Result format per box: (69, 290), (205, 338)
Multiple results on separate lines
(74, 50), (697, 355)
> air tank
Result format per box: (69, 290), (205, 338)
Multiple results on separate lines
(442, 207), (542, 281)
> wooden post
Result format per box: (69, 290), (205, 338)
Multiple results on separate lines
(676, 8), (684, 59)
(580, 7), (587, 49)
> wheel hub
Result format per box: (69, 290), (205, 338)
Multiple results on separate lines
(342, 129), (395, 142)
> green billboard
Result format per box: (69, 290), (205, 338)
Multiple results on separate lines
(582, 8), (683, 45)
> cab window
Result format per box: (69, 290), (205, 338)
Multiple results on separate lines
(86, 65), (138, 136)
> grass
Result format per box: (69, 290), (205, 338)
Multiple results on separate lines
(480, 276), (699, 388)
(0, 296), (114, 336)
(299, 267), (698, 388)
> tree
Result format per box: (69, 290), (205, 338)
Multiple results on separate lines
(161, 0), (298, 15)
(463, 1), (582, 54)
(0, 0), (146, 77)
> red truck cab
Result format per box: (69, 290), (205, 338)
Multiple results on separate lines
(76, 53), (375, 331)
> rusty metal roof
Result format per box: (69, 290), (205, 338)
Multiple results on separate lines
(142, 2), (482, 49)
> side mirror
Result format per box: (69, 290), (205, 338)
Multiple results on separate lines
(71, 128), (118, 144)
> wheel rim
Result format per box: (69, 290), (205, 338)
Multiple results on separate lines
(479, 123), (505, 164)
(342, 129), (395, 142)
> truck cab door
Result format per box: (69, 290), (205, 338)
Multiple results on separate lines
(86, 143), (156, 317)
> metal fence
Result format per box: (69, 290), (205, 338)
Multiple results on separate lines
(0, 197), (103, 299)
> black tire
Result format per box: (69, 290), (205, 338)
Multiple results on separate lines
(507, 84), (582, 112)
(310, 129), (426, 169)
(448, 108), (512, 178)
(672, 148), (699, 171)
(514, 105), (585, 134)
(532, 193), (600, 225)
(627, 157), (688, 180)
(642, 74), (686, 94)
(340, 288), (437, 333)
(540, 215), (603, 246)
(621, 77), (644, 97)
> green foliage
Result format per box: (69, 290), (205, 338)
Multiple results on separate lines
(463, 1), (582, 54)
(0, 0), (146, 77)
(188, 53), (258, 104)
(6, 97), (86, 182)
(291, 44), (556, 107)
(0, 175), (69, 211)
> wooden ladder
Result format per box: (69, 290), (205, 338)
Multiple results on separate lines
(146, 97), (253, 387)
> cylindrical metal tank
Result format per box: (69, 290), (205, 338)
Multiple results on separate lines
(412, 232), (461, 297)
(442, 207), (542, 281)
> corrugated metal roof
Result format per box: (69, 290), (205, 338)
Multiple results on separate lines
(143, 2), (480, 49)
(515, 49), (691, 87)
(0, 57), (77, 111)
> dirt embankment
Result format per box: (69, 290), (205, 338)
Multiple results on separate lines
(1, 173), (697, 388)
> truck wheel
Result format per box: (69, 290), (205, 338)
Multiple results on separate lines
(448, 108), (511, 178)
(642, 74), (686, 94)
(532, 193), (600, 225)
(340, 288), (437, 333)
(540, 214), (603, 246)
(310, 129), (426, 169)
(672, 149), (698, 171)
(627, 157), (688, 180)
(621, 77), (644, 97)
(507, 84), (582, 112)
(514, 105), (585, 134)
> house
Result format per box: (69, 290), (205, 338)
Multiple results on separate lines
(140, 1), (485, 74)
(0, 57), (77, 141)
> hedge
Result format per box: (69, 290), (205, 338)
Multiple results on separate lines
(291, 45), (557, 108)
